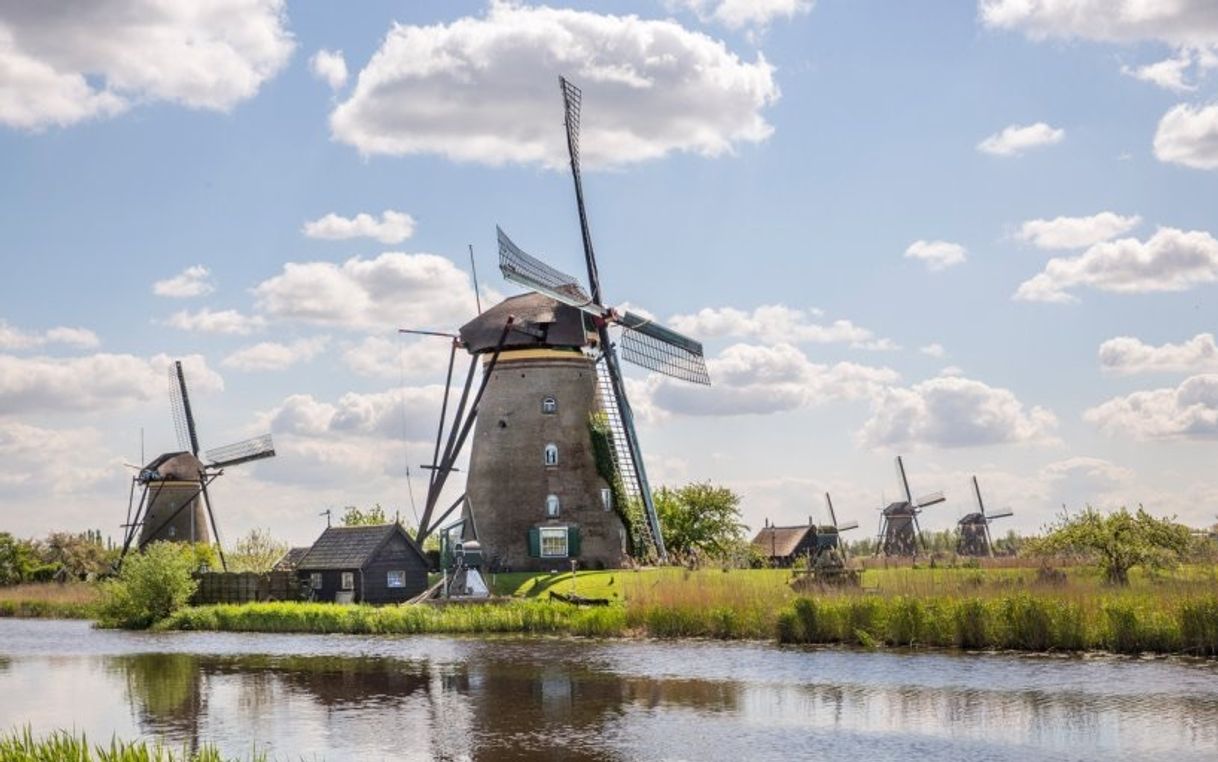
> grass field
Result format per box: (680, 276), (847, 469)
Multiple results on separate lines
(0, 583), (100, 619)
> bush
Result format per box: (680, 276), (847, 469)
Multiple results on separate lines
(99, 542), (199, 629)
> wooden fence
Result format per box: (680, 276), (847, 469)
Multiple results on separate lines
(192, 571), (298, 605)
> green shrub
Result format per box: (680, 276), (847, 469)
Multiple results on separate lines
(952, 599), (990, 649)
(98, 542), (199, 629)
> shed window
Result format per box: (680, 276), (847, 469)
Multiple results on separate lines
(310, 573), (322, 590)
(387, 570), (405, 588)
(541, 396), (557, 414)
(544, 443), (558, 466)
(540, 527), (568, 557)
(341, 572), (355, 590)
(546, 494), (560, 518)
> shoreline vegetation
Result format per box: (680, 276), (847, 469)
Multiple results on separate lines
(0, 728), (264, 762)
(5, 567), (1217, 656)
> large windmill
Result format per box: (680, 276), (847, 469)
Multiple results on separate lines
(957, 475), (1014, 556)
(118, 361), (276, 569)
(875, 456), (945, 557)
(409, 77), (710, 571)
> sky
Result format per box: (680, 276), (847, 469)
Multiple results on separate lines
(2, 0), (1218, 548)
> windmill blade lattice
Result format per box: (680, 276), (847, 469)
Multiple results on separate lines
(206, 434), (276, 468)
(168, 362), (198, 455)
(497, 227), (595, 309)
(619, 323), (710, 386)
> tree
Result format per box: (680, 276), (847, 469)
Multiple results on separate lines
(654, 482), (746, 561)
(1029, 506), (1191, 585)
(341, 504), (389, 527)
(41, 531), (113, 580)
(0, 533), (54, 585)
(98, 542), (199, 629)
(227, 528), (288, 573)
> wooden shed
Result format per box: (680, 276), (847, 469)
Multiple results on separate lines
(751, 521), (818, 567)
(295, 524), (429, 604)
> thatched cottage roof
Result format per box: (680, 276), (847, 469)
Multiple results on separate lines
(459, 293), (593, 354)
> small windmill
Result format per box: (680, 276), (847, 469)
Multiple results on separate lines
(492, 76), (711, 562)
(957, 475), (1014, 556)
(875, 456), (945, 557)
(816, 492), (860, 561)
(118, 361), (276, 569)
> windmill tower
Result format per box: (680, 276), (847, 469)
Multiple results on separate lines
(875, 456), (945, 557)
(957, 475), (1014, 556)
(815, 492), (859, 562)
(409, 77), (710, 572)
(118, 361), (276, 569)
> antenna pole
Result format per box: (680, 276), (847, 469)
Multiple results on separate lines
(469, 244), (482, 315)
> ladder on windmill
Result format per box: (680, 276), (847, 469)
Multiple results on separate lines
(594, 357), (659, 557)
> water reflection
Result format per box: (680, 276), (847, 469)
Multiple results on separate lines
(2, 621), (1217, 761)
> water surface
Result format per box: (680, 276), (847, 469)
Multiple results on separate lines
(2, 619), (1216, 761)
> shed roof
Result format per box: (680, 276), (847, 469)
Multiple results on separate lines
(750, 525), (813, 558)
(273, 546), (310, 571)
(459, 293), (593, 354)
(296, 524), (425, 570)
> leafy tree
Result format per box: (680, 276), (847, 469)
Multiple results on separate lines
(1029, 506), (1192, 585)
(341, 504), (389, 527)
(0, 533), (54, 585)
(226, 528), (289, 573)
(40, 531), (113, 580)
(98, 542), (199, 628)
(655, 482), (746, 561)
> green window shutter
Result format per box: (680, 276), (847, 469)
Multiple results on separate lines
(567, 526), (581, 557)
(527, 527), (541, 558)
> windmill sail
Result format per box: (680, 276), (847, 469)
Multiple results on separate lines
(895, 456), (913, 504)
(824, 492), (837, 527)
(915, 491), (946, 508)
(618, 312), (710, 386)
(987, 508), (1015, 520)
(972, 475), (986, 515)
(497, 228), (596, 311)
(837, 520), (860, 532)
(206, 434), (276, 468)
(169, 361), (200, 455)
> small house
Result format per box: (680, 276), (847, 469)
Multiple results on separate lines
(751, 520), (818, 567)
(295, 523), (429, 604)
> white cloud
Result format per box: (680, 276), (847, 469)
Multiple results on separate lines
(641, 342), (898, 419)
(977, 122), (1065, 157)
(329, 2), (778, 169)
(1014, 227), (1218, 302)
(302, 210), (416, 244)
(859, 376), (1058, 449)
(0, 320), (99, 350)
(1015, 212), (1142, 250)
(1099, 333), (1218, 375)
(920, 343), (946, 358)
(666, 304), (883, 347)
(1040, 456), (1135, 489)
(1153, 103), (1218, 170)
(904, 240), (967, 271)
(0, 353), (221, 416)
(0, 421), (122, 498)
(342, 336), (454, 379)
(222, 336), (329, 372)
(671, 0), (814, 30)
(1086, 374), (1218, 440)
(309, 49), (347, 90)
(979, 0), (1218, 48)
(252, 252), (477, 331)
(0, 1), (293, 130)
(153, 265), (214, 298)
(1122, 52), (1198, 92)
(166, 308), (266, 335)
(938, 365), (964, 377)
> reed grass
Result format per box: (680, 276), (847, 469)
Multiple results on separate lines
(0, 583), (100, 619)
(0, 727), (265, 761)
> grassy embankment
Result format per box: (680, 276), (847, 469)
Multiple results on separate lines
(0, 727), (264, 762)
(161, 565), (1218, 655)
(0, 583), (100, 619)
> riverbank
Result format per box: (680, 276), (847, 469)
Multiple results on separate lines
(0, 728), (265, 762)
(0, 582), (99, 619)
(159, 568), (1218, 656)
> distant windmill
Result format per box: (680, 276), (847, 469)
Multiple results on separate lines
(118, 361), (276, 569)
(956, 476), (1014, 556)
(816, 492), (860, 561)
(875, 456), (945, 557)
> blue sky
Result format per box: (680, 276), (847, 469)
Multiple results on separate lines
(2, 0), (1218, 547)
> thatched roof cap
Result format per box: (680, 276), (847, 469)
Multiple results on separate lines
(459, 293), (593, 354)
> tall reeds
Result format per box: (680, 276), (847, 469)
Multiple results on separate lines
(0, 727), (266, 761)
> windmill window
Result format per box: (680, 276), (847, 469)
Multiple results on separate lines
(540, 526), (568, 557)
(310, 573), (322, 590)
(546, 494), (561, 518)
(601, 488), (613, 512)
(541, 396), (557, 414)
(544, 443), (559, 466)
(387, 570), (406, 588)
(341, 572), (355, 590)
